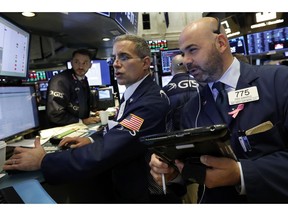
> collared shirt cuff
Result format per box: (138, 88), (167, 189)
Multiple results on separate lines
(88, 137), (94, 143)
(236, 161), (246, 195)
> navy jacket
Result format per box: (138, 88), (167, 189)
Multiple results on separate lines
(162, 73), (199, 131)
(46, 69), (91, 126)
(41, 75), (170, 203)
(182, 62), (288, 203)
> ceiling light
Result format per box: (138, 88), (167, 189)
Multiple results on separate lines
(102, 37), (110, 41)
(22, 12), (36, 17)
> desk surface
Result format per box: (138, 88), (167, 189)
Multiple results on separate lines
(0, 170), (44, 190)
(0, 124), (103, 203)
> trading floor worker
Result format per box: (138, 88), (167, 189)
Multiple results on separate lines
(4, 34), (170, 203)
(150, 17), (288, 203)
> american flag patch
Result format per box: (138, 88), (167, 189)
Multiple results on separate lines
(120, 114), (144, 131)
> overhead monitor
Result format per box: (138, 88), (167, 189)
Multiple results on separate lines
(147, 40), (168, 53)
(221, 15), (241, 37)
(160, 49), (182, 74)
(110, 12), (138, 34)
(0, 16), (30, 79)
(229, 35), (247, 55)
(67, 59), (111, 86)
(0, 86), (39, 141)
(247, 26), (288, 55)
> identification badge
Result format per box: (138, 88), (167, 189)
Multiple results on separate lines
(228, 86), (259, 105)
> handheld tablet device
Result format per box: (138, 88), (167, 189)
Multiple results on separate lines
(140, 124), (237, 165)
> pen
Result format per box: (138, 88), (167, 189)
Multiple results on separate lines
(161, 173), (166, 195)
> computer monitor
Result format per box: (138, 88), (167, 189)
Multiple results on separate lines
(161, 75), (173, 87)
(67, 59), (111, 86)
(97, 87), (115, 110)
(0, 86), (39, 141)
(39, 82), (49, 104)
(229, 35), (247, 55)
(0, 16), (30, 79)
(247, 26), (288, 55)
(160, 49), (182, 74)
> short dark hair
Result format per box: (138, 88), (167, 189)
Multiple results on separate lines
(72, 49), (93, 60)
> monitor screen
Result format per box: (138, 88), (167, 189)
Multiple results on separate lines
(98, 88), (113, 100)
(161, 75), (173, 87)
(247, 26), (288, 55)
(67, 59), (111, 86)
(229, 35), (247, 55)
(96, 87), (115, 110)
(160, 49), (182, 74)
(0, 86), (39, 141)
(0, 16), (30, 79)
(39, 82), (49, 104)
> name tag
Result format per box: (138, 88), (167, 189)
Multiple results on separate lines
(228, 86), (259, 105)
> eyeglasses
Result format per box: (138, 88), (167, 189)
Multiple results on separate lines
(111, 53), (144, 64)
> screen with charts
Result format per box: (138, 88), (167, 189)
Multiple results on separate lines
(67, 59), (111, 86)
(0, 86), (39, 141)
(229, 35), (247, 55)
(0, 16), (30, 79)
(160, 49), (182, 74)
(247, 26), (288, 55)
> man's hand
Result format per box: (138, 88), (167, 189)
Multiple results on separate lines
(199, 155), (241, 188)
(82, 116), (100, 125)
(149, 153), (178, 186)
(58, 136), (91, 149)
(3, 136), (46, 171)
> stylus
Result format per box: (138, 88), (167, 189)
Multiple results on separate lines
(161, 173), (166, 195)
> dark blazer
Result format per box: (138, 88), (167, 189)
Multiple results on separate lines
(47, 69), (91, 126)
(182, 62), (288, 203)
(41, 75), (170, 203)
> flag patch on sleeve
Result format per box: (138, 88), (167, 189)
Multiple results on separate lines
(120, 114), (144, 131)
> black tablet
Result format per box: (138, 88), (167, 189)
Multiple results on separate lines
(140, 124), (237, 164)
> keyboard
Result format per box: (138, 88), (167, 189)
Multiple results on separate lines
(49, 129), (88, 145)
(0, 186), (24, 203)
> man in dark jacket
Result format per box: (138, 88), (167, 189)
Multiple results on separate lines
(162, 54), (200, 131)
(47, 49), (99, 126)
(150, 17), (288, 203)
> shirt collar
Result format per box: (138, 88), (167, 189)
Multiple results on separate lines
(208, 57), (240, 91)
(124, 74), (150, 101)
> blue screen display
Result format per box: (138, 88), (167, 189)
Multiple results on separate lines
(67, 59), (111, 86)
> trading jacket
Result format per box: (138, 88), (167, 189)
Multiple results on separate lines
(162, 73), (199, 131)
(181, 62), (288, 203)
(46, 69), (91, 126)
(41, 75), (170, 203)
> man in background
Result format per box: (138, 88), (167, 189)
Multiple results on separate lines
(47, 49), (100, 126)
(162, 54), (200, 132)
